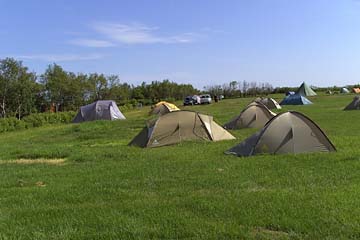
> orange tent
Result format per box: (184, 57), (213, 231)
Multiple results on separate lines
(353, 88), (360, 94)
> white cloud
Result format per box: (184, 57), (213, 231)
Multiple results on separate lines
(14, 53), (104, 62)
(91, 22), (201, 44)
(68, 39), (115, 47)
(67, 22), (211, 47)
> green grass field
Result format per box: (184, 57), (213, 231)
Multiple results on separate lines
(1, 94), (360, 239)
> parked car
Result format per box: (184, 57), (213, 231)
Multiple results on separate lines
(183, 95), (201, 106)
(200, 94), (212, 104)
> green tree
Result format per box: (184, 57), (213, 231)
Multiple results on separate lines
(0, 58), (37, 118)
(41, 64), (69, 111)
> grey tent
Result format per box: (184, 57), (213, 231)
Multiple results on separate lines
(225, 111), (336, 157)
(223, 102), (276, 129)
(340, 87), (350, 94)
(73, 100), (125, 123)
(344, 96), (360, 110)
(296, 82), (317, 96)
(254, 97), (281, 109)
(129, 110), (235, 148)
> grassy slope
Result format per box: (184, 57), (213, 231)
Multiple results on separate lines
(0, 94), (360, 239)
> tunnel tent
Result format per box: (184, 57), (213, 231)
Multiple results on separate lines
(340, 87), (350, 94)
(72, 100), (125, 123)
(129, 110), (235, 148)
(225, 111), (336, 157)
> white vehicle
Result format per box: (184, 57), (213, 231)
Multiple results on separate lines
(183, 95), (201, 106)
(200, 94), (212, 104)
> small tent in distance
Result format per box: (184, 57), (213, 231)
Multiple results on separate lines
(223, 102), (276, 129)
(225, 111), (336, 157)
(340, 87), (350, 94)
(254, 97), (281, 109)
(149, 101), (180, 116)
(344, 96), (360, 110)
(129, 111), (235, 148)
(296, 82), (317, 96)
(353, 88), (360, 94)
(73, 100), (125, 123)
(325, 90), (333, 95)
(280, 94), (312, 105)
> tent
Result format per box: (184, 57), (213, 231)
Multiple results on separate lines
(340, 87), (350, 93)
(225, 111), (336, 157)
(286, 91), (295, 96)
(353, 88), (360, 94)
(72, 100), (125, 123)
(325, 90), (333, 95)
(344, 96), (360, 110)
(149, 101), (180, 116)
(254, 97), (281, 109)
(280, 94), (312, 105)
(296, 82), (317, 96)
(223, 102), (276, 129)
(129, 111), (235, 148)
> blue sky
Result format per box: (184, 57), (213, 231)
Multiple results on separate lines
(1, 0), (360, 89)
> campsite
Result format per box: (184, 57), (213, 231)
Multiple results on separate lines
(3, 1), (360, 239)
(1, 92), (360, 239)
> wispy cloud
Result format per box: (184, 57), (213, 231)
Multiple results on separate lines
(68, 39), (115, 47)
(14, 53), (104, 62)
(92, 22), (200, 44)
(68, 22), (203, 47)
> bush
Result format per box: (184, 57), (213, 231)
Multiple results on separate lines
(0, 111), (76, 133)
(119, 103), (134, 112)
(22, 112), (76, 128)
(0, 117), (27, 133)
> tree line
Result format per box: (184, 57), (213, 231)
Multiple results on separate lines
(204, 80), (274, 98)
(3, 57), (355, 120)
(0, 58), (199, 119)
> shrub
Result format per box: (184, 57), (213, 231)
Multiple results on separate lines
(0, 117), (27, 133)
(22, 112), (76, 128)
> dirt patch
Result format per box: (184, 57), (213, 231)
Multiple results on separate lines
(0, 158), (66, 165)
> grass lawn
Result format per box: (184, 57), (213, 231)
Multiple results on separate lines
(1, 94), (360, 239)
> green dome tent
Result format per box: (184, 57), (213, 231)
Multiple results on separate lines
(225, 111), (336, 157)
(129, 111), (235, 148)
(223, 102), (276, 129)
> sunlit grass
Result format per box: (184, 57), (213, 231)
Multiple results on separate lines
(0, 93), (359, 239)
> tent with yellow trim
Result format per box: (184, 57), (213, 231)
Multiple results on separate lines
(149, 101), (180, 116)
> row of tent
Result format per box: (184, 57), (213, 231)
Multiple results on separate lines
(128, 98), (336, 157)
(72, 82), (317, 123)
(327, 88), (360, 94)
(70, 97), (338, 157)
(72, 93), (360, 124)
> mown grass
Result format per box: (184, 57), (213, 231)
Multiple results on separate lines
(0, 94), (360, 239)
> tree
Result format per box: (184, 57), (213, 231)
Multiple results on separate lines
(87, 73), (107, 101)
(0, 58), (37, 118)
(41, 64), (69, 111)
